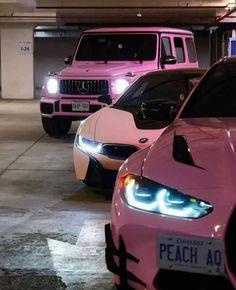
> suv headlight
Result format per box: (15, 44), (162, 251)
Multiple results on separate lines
(112, 79), (129, 95)
(46, 78), (58, 94)
(76, 135), (103, 154)
(123, 175), (213, 219)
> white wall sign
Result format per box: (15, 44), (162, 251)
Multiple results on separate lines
(18, 41), (32, 55)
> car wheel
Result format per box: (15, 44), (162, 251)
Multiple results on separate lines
(42, 117), (72, 136)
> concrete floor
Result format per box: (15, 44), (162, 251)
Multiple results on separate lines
(1, 100), (235, 290)
(0, 100), (115, 290)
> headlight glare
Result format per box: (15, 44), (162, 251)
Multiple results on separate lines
(112, 79), (130, 95)
(47, 78), (58, 94)
(76, 135), (103, 154)
(123, 175), (213, 219)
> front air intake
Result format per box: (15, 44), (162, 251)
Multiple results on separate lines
(102, 144), (138, 160)
(172, 134), (195, 166)
(172, 134), (204, 169)
(155, 270), (234, 290)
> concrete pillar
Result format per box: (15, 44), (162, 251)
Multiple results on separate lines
(0, 23), (34, 99)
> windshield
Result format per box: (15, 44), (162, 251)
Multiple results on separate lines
(181, 62), (236, 118)
(75, 34), (157, 61)
(114, 73), (197, 108)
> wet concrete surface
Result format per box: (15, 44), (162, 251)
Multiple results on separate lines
(0, 100), (115, 290)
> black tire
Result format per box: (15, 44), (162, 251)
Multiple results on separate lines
(42, 117), (72, 136)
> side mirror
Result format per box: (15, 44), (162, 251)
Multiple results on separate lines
(64, 56), (72, 65)
(160, 55), (177, 68)
(97, 95), (112, 105)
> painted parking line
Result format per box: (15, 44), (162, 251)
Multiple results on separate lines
(47, 219), (113, 287)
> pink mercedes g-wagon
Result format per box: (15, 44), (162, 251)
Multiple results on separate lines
(40, 27), (198, 136)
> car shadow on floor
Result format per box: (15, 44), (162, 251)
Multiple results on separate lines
(0, 269), (116, 290)
(63, 185), (113, 203)
(0, 269), (67, 290)
(47, 133), (76, 144)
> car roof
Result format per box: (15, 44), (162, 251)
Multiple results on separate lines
(83, 27), (194, 35)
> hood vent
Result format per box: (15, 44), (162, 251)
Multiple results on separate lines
(173, 134), (201, 168)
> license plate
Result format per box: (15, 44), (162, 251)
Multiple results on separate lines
(72, 102), (89, 111)
(157, 234), (225, 276)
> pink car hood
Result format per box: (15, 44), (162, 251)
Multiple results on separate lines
(59, 62), (154, 78)
(79, 107), (165, 147)
(142, 117), (236, 194)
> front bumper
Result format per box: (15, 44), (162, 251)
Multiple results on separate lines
(73, 145), (122, 188)
(105, 224), (146, 290)
(106, 189), (236, 290)
(84, 156), (118, 188)
(40, 97), (103, 119)
(105, 223), (234, 290)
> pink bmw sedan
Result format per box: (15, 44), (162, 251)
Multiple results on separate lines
(105, 57), (236, 290)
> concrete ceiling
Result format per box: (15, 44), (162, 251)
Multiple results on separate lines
(0, 0), (236, 27)
(0, 0), (35, 12)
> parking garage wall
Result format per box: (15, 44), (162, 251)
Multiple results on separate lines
(34, 37), (78, 98)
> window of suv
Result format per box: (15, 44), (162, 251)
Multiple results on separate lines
(174, 37), (185, 63)
(76, 34), (157, 61)
(161, 37), (172, 58)
(186, 38), (197, 63)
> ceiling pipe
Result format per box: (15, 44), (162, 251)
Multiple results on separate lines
(0, 14), (217, 20)
(216, 6), (236, 22)
(36, 5), (226, 10)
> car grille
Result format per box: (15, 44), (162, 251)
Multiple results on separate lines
(59, 80), (109, 95)
(102, 144), (138, 160)
(225, 208), (236, 277)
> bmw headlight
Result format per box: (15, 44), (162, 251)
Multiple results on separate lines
(123, 175), (213, 219)
(76, 135), (103, 154)
(46, 78), (58, 94)
(112, 79), (130, 95)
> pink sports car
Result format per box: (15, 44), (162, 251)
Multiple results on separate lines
(105, 57), (236, 290)
(73, 68), (205, 189)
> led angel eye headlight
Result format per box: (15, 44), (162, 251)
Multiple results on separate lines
(76, 135), (103, 154)
(123, 175), (213, 219)
(112, 79), (130, 95)
(46, 78), (58, 94)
